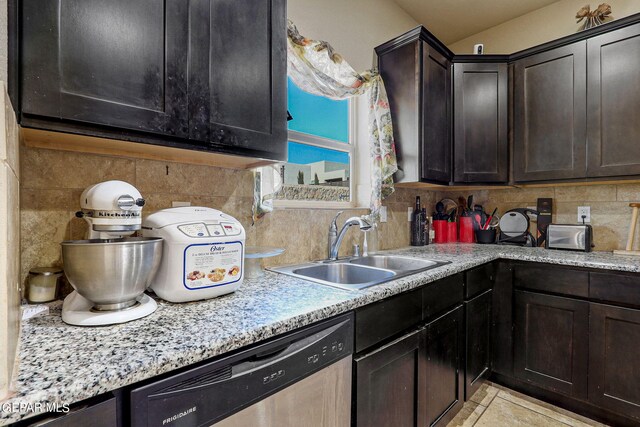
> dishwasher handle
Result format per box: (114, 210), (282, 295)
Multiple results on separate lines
(231, 319), (347, 377)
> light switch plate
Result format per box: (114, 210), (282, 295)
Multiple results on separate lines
(408, 207), (412, 222)
(172, 201), (191, 207)
(379, 206), (388, 223)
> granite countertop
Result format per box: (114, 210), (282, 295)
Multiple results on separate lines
(2, 244), (640, 424)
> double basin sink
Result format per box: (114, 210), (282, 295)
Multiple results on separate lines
(270, 255), (450, 291)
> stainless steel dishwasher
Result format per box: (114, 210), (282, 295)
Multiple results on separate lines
(130, 313), (353, 427)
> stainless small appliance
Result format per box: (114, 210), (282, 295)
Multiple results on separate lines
(546, 224), (593, 252)
(498, 208), (538, 247)
(61, 180), (162, 326)
(130, 314), (353, 427)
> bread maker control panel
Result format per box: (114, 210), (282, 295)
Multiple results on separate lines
(178, 222), (242, 238)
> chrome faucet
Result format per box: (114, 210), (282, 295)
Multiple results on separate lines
(328, 211), (343, 259)
(328, 215), (372, 261)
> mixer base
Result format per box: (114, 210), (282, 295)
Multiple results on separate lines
(62, 291), (157, 326)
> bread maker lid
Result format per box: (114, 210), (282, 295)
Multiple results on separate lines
(143, 207), (233, 229)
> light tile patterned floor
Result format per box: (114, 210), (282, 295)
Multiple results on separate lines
(447, 383), (609, 427)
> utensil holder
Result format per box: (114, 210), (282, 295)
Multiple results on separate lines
(446, 222), (458, 243)
(476, 229), (496, 244)
(459, 217), (475, 243)
(433, 220), (448, 243)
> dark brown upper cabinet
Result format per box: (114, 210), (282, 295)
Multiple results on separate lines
(16, 0), (287, 161)
(187, 0), (287, 160)
(513, 42), (587, 183)
(376, 28), (452, 185)
(453, 62), (508, 183)
(20, 0), (189, 138)
(587, 22), (640, 178)
(422, 45), (452, 184)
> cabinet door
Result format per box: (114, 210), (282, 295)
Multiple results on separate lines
(421, 43), (451, 184)
(514, 291), (588, 399)
(188, 0), (287, 160)
(587, 23), (640, 178)
(21, 0), (188, 138)
(453, 63), (508, 183)
(424, 305), (463, 426)
(378, 41), (421, 184)
(355, 329), (426, 427)
(589, 303), (640, 420)
(465, 290), (492, 401)
(513, 42), (587, 182)
(491, 262), (514, 377)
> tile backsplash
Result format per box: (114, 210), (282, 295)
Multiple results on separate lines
(1, 85), (20, 400)
(21, 142), (640, 295)
(19, 145), (434, 289)
(437, 184), (640, 251)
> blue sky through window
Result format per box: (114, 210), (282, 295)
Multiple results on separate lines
(287, 141), (349, 165)
(287, 78), (349, 143)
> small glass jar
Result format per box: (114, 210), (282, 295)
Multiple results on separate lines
(27, 267), (63, 303)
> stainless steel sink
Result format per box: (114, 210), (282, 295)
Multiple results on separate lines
(291, 263), (395, 288)
(270, 255), (450, 291)
(349, 255), (441, 272)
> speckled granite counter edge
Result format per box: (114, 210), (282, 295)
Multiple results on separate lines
(2, 245), (640, 425)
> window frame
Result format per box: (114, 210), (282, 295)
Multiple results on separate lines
(274, 97), (356, 209)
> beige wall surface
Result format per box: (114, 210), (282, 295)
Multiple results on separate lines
(0, 83), (20, 401)
(19, 145), (434, 286)
(437, 184), (640, 252)
(449, 0), (640, 54)
(288, 0), (418, 71)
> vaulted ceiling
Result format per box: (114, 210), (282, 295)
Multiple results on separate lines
(393, 0), (561, 44)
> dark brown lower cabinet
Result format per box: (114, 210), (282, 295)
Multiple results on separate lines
(514, 291), (589, 400)
(465, 290), (492, 400)
(589, 303), (640, 420)
(354, 328), (425, 427)
(424, 305), (464, 427)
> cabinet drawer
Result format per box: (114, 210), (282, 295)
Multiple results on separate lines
(423, 274), (464, 321)
(465, 263), (495, 299)
(355, 288), (422, 353)
(514, 264), (588, 297)
(590, 271), (640, 307)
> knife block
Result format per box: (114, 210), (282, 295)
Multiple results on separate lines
(614, 203), (640, 256)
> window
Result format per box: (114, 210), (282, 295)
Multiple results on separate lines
(274, 78), (355, 207)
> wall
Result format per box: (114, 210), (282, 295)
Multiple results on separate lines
(19, 144), (434, 277)
(0, 83), (19, 400)
(449, 0), (640, 54)
(0, 0), (6, 83)
(437, 183), (640, 251)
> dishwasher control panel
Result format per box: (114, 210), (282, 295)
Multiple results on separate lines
(129, 313), (354, 427)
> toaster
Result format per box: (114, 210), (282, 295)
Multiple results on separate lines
(545, 224), (593, 252)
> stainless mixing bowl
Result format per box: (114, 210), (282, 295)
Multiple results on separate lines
(61, 237), (163, 311)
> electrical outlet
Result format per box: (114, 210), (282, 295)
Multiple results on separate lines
(408, 207), (413, 222)
(379, 206), (388, 223)
(578, 206), (591, 223)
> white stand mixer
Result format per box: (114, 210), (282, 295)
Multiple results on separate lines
(61, 181), (161, 326)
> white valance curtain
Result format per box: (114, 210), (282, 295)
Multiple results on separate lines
(253, 20), (398, 221)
